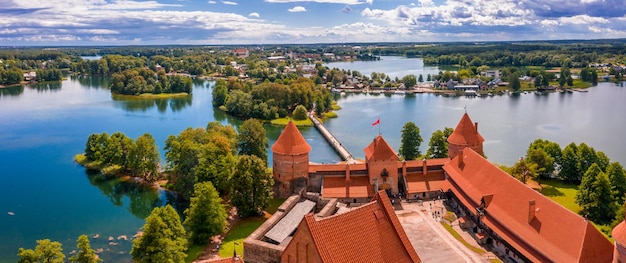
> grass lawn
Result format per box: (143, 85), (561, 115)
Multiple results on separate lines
(270, 117), (313, 127)
(185, 244), (206, 263)
(218, 216), (266, 259)
(440, 222), (486, 254)
(266, 198), (286, 214)
(215, 197), (286, 260)
(540, 179), (581, 213)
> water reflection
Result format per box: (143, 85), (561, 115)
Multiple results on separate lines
(86, 170), (185, 219)
(112, 94), (193, 113)
(72, 75), (111, 89)
(0, 85), (24, 97)
(29, 82), (62, 93)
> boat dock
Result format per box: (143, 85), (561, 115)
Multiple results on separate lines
(308, 112), (357, 164)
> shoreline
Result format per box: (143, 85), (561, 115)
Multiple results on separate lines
(111, 92), (190, 99)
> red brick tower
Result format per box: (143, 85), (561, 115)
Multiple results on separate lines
(447, 112), (484, 159)
(364, 135), (400, 194)
(272, 120), (311, 197)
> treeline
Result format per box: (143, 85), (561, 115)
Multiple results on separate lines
(212, 77), (333, 120)
(76, 132), (161, 181)
(0, 68), (23, 84)
(505, 139), (626, 230)
(72, 120), (275, 261)
(0, 68), (62, 85)
(18, 235), (100, 263)
(110, 68), (192, 95)
(368, 41), (626, 68)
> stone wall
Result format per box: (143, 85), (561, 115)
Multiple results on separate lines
(244, 195), (301, 263)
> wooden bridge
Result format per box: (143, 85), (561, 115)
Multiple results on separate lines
(309, 112), (357, 164)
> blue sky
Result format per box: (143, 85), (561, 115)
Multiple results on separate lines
(0, 0), (625, 45)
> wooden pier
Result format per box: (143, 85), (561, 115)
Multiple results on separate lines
(309, 112), (357, 164)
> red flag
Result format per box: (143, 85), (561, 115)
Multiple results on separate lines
(371, 118), (380, 126)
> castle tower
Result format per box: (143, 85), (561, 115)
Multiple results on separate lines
(272, 120), (311, 197)
(612, 215), (626, 262)
(447, 112), (484, 159)
(364, 135), (400, 194)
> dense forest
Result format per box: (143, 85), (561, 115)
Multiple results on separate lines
(110, 68), (192, 95)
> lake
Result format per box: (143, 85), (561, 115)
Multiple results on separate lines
(1, 57), (625, 262)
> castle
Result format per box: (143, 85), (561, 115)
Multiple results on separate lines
(268, 112), (621, 263)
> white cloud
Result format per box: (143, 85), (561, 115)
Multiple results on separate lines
(248, 12), (260, 18)
(288, 6), (307, 12)
(208, 0), (216, 3)
(222, 1), (237, 5)
(559, 15), (608, 25)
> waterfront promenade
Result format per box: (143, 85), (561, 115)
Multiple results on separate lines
(309, 112), (357, 164)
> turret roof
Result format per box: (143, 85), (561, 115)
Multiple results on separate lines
(272, 120), (311, 155)
(447, 112), (484, 146)
(364, 135), (398, 161)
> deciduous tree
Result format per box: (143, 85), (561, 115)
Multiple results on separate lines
(131, 205), (187, 263)
(559, 143), (580, 182)
(399, 122), (423, 160)
(426, 127), (453, 158)
(184, 182), (228, 245)
(231, 155), (273, 218)
(69, 235), (101, 263)
(292, 105), (308, 120)
(17, 239), (65, 263)
(237, 119), (268, 164)
(129, 133), (160, 181)
(608, 162), (626, 202)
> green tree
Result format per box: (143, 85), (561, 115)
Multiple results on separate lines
(237, 118), (269, 164)
(131, 205), (187, 263)
(577, 163), (603, 209)
(577, 143), (597, 176)
(418, 74), (424, 83)
(509, 72), (521, 92)
(17, 239), (65, 263)
(608, 162), (626, 202)
(292, 104), (308, 120)
(534, 74), (544, 88)
(402, 74), (417, 89)
(231, 155), (273, 218)
(129, 133), (161, 181)
(591, 69), (598, 84)
(512, 157), (538, 184)
(583, 172), (618, 224)
(559, 143), (580, 182)
(566, 76), (574, 87)
(526, 148), (553, 180)
(211, 80), (229, 107)
(426, 127), (453, 158)
(399, 122), (423, 160)
(69, 235), (101, 263)
(184, 182), (228, 245)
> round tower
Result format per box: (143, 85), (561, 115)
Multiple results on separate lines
(448, 112), (485, 159)
(272, 120), (311, 197)
(613, 218), (626, 262)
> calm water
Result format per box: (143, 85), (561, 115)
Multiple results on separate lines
(1, 57), (625, 262)
(326, 56), (455, 79)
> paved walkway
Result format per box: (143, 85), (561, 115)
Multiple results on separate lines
(396, 200), (490, 263)
(309, 112), (357, 164)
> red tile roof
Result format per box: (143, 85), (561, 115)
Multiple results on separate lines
(443, 148), (613, 263)
(364, 135), (398, 161)
(322, 176), (373, 198)
(271, 120), (311, 155)
(406, 170), (446, 194)
(287, 190), (420, 262)
(447, 112), (484, 146)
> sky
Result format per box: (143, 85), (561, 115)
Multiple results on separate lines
(1, 0), (625, 46)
